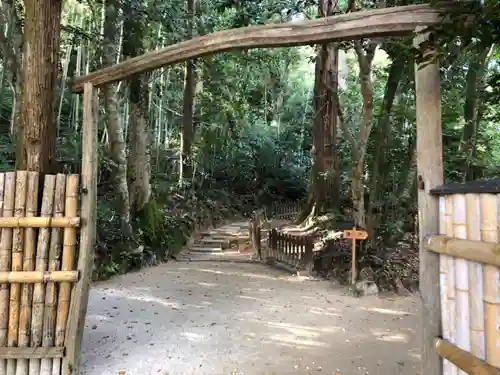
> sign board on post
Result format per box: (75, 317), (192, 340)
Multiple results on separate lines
(343, 228), (369, 286)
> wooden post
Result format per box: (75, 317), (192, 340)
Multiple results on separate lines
(342, 228), (368, 285)
(63, 82), (98, 375)
(414, 29), (444, 375)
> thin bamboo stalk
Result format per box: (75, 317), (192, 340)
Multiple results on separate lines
(480, 194), (500, 369)
(446, 195), (458, 375)
(40, 175), (66, 375)
(0, 217), (80, 228)
(466, 194), (485, 361)
(7, 171), (28, 375)
(452, 194), (471, 375)
(53, 175), (79, 375)
(0, 271), (78, 284)
(0, 173), (5, 238)
(0, 172), (15, 375)
(16, 172), (39, 375)
(439, 196), (452, 375)
(29, 175), (56, 375)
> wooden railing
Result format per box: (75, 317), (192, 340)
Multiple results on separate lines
(248, 201), (303, 260)
(266, 229), (314, 272)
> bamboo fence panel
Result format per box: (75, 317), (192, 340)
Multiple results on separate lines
(7, 171), (28, 375)
(452, 194), (471, 375)
(465, 194), (485, 361)
(0, 173), (15, 375)
(30, 175), (56, 375)
(0, 173), (5, 237)
(0, 171), (82, 375)
(446, 195), (459, 375)
(436, 191), (500, 375)
(480, 194), (500, 369)
(16, 172), (39, 375)
(53, 175), (79, 375)
(439, 196), (453, 375)
(41, 174), (66, 375)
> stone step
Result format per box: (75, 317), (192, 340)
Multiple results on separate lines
(194, 239), (229, 249)
(189, 246), (223, 253)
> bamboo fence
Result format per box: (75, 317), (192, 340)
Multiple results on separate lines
(430, 191), (500, 375)
(0, 171), (81, 375)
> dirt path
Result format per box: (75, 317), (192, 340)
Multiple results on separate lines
(80, 222), (421, 375)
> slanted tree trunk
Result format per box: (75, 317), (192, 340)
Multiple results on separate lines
(101, 0), (131, 234)
(123, 2), (151, 216)
(179, 0), (199, 187)
(339, 41), (378, 229)
(16, 0), (62, 172)
(366, 52), (407, 243)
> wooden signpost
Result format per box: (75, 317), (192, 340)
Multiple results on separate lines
(343, 227), (368, 286)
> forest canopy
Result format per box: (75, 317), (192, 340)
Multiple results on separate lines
(0, 0), (498, 283)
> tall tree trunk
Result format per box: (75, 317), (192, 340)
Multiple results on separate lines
(179, 0), (198, 187)
(461, 44), (492, 181)
(102, 0), (131, 234)
(123, 2), (151, 216)
(323, 42), (340, 212)
(16, 0), (62, 172)
(366, 53), (406, 242)
(298, 0), (338, 223)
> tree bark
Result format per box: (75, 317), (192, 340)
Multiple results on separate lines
(123, 2), (151, 216)
(101, 0), (132, 234)
(348, 41), (377, 229)
(461, 44), (492, 181)
(298, 0), (339, 222)
(179, 0), (199, 187)
(16, 0), (62, 172)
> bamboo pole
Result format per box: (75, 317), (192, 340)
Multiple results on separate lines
(16, 171), (39, 375)
(452, 194), (471, 375)
(40, 175), (66, 375)
(466, 194), (486, 362)
(7, 171), (28, 375)
(53, 175), (79, 375)
(446, 196), (458, 375)
(424, 236), (500, 267)
(0, 173), (5, 238)
(480, 194), (500, 369)
(0, 217), (80, 228)
(0, 271), (78, 284)
(439, 197), (451, 375)
(434, 338), (500, 375)
(0, 172), (15, 375)
(29, 174), (56, 375)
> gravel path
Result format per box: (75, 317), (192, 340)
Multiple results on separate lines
(80, 223), (421, 375)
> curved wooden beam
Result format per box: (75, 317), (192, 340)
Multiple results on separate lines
(72, 4), (444, 93)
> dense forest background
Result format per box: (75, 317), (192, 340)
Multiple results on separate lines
(0, 0), (498, 282)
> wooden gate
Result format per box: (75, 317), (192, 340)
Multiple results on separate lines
(0, 86), (97, 375)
